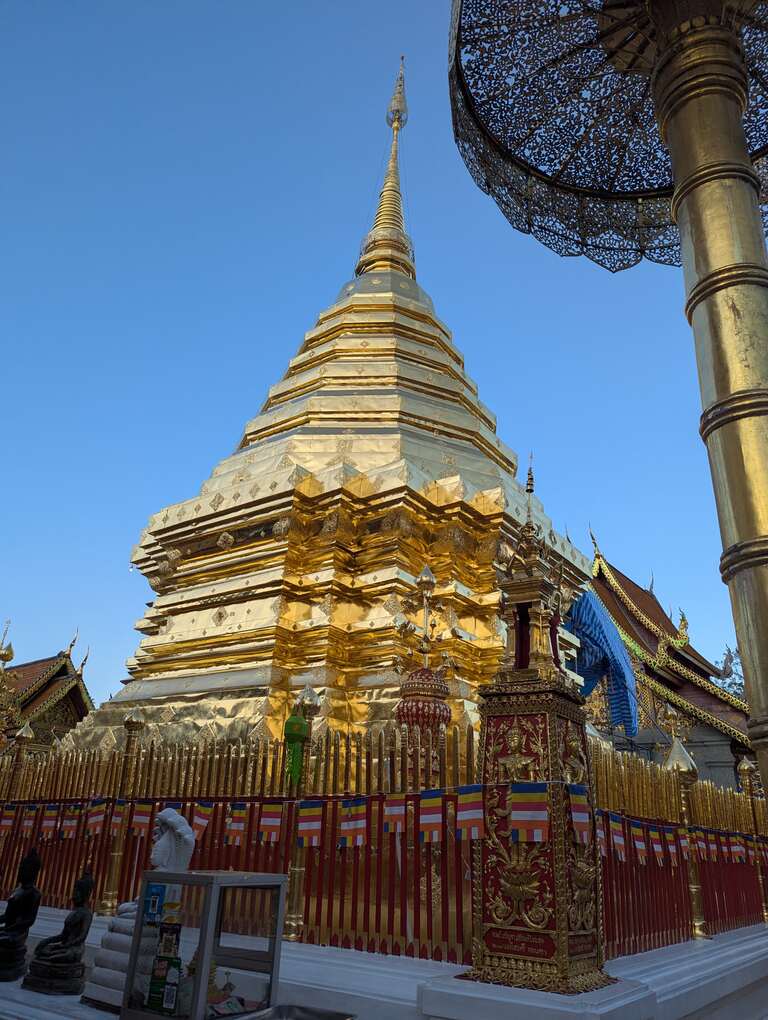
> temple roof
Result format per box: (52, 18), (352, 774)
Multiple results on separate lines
(1, 648), (94, 741)
(590, 547), (749, 747)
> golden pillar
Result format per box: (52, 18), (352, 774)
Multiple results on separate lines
(98, 708), (145, 915)
(650, 9), (768, 786)
(738, 757), (768, 922)
(664, 736), (709, 938)
(284, 685), (321, 942)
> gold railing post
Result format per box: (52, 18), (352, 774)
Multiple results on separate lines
(6, 723), (34, 801)
(650, 10), (768, 789)
(98, 708), (145, 915)
(284, 686), (321, 942)
(738, 758), (768, 923)
(664, 737), (709, 939)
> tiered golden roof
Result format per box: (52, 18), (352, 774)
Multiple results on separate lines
(66, 63), (589, 750)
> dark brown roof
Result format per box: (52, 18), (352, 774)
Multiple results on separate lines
(590, 553), (748, 727)
(6, 655), (67, 694)
(599, 560), (719, 677)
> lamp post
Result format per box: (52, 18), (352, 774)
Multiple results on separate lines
(449, 0), (768, 786)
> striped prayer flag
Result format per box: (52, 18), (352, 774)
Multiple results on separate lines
(731, 834), (746, 863)
(225, 803), (247, 846)
(297, 800), (323, 848)
(338, 797), (367, 848)
(86, 798), (106, 837)
(695, 829), (707, 860)
(191, 802), (214, 841)
(21, 805), (37, 831)
(649, 826), (664, 865)
(257, 801), (283, 843)
(61, 805), (80, 839)
(746, 835), (757, 865)
(131, 801), (153, 837)
(456, 785), (485, 841)
(110, 800), (126, 837)
(41, 805), (59, 840)
(631, 821), (647, 865)
(164, 801), (183, 813)
(609, 813), (626, 861)
(567, 784), (591, 845)
(706, 831), (718, 862)
(665, 827), (679, 866)
(677, 828), (690, 860)
(0, 805), (11, 836)
(419, 790), (444, 844)
(507, 783), (549, 843)
(595, 810), (607, 858)
(383, 795), (406, 835)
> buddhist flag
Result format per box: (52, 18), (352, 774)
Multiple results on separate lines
(110, 800), (126, 837)
(86, 799), (106, 837)
(731, 834), (746, 863)
(507, 783), (549, 843)
(191, 802), (213, 841)
(567, 784), (591, 845)
(419, 790), (444, 844)
(338, 797), (367, 848)
(257, 801), (283, 843)
(225, 803), (247, 846)
(695, 829), (707, 860)
(649, 826), (664, 865)
(609, 813), (626, 861)
(631, 821), (647, 865)
(746, 835), (757, 865)
(0, 805), (11, 836)
(677, 828), (690, 861)
(706, 830), (718, 862)
(383, 795), (406, 835)
(456, 785), (485, 841)
(22, 805), (37, 831)
(61, 805), (80, 839)
(41, 805), (59, 840)
(595, 810), (608, 858)
(131, 801), (153, 837)
(665, 827), (679, 866)
(716, 832), (729, 862)
(297, 800), (323, 848)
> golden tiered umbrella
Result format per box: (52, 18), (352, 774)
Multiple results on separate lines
(449, 0), (768, 784)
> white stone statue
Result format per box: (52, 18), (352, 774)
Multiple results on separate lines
(81, 808), (195, 1012)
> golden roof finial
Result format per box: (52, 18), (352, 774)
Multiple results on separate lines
(356, 58), (415, 280)
(0, 620), (12, 672)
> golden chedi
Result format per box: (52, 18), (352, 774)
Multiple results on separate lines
(66, 62), (589, 750)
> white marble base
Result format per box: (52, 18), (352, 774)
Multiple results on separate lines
(0, 908), (765, 1020)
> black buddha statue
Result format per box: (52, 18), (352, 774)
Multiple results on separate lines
(0, 847), (42, 981)
(23, 866), (94, 995)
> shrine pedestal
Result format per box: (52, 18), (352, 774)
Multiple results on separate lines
(466, 678), (611, 993)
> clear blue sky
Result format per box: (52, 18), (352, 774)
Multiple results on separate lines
(0, 2), (733, 705)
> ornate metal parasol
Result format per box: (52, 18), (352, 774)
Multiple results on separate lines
(450, 2), (768, 812)
(450, 0), (768, 271)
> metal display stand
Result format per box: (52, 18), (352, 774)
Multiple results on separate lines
(121, 870), (287, 1020)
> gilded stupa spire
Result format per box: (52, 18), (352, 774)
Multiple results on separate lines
(356, 58), (416, 280)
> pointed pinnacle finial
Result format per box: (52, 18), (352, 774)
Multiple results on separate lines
(648, 570), (654, 593)
(355, 59), (415, 280)
(526, 452), (535, 495)
(588, 526), (601, 556)
(387, 56), (408, 129)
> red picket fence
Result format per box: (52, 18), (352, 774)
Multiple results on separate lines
(1, 795), (765, 967)
(599, 814), (692, 959)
